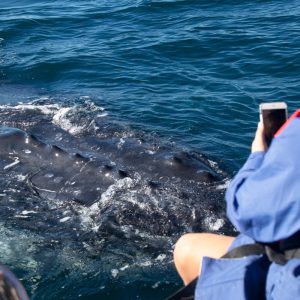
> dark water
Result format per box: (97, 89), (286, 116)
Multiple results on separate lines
(1, 0), (300, 299)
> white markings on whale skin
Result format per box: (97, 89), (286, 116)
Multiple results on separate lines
(0, 101), (232, 241)
(44, 173), (54, 178)
(59, 216), (71, 223)
(21, 210), (37, 215)
(30, 186), (57, 193)
(3, 157), (20, 170)
(99, 177), (135, 206)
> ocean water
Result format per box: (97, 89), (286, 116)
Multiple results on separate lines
(0, 0), (300, 299)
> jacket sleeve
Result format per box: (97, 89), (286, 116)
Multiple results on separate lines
(225, 151), (265, 235)
(225, 118), (300, 242)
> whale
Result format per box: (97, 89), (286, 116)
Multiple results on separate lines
(1, 125), (219, 200)
(0, 123), (230, 235)
(0, 102), (233, 238)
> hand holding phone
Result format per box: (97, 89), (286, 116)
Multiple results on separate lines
(259, 102), (288, 147)
(251, 121), (267, 153)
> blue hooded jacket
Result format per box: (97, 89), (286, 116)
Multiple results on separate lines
(195, 111), (300, 299)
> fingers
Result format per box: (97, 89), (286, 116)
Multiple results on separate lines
(257, 121), (264, 131)
(251, 122), (267, 153)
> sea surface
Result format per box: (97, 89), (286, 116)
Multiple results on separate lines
(0, 0), (300, 299)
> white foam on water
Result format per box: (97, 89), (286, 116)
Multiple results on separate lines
(0, 224), (41, 272)
(139, 260), (152, 267)
(152, 282), (160, 289)
(1, 103), (60, 115)
(99, 177), (135, 207)
(52, 107), (83, 135)
(77, 177), (136, 231)
(77, 205), (98, 230)
(216, 179), (231, 190)
(207, 159), (217, 168)
(0, 100), (106, 136)
(52, 101), (106, 135)
(125, 194), (148, 211)
(117, 138), (125, 149)
(155, 254), (166, 262)
(191, 207), (196, 220)
(204, 216), (225, 231)
(111, 269), (119, 278)
(16, 174), (26, 181)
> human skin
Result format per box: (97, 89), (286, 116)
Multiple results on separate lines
(252, 122), (267, 153)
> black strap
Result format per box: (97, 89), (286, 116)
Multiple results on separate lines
(218, 243), (300, 265)
(165, 277), (198, 300)
(222, 243), (266, 259)
(266, 246), (300, 265)
(286, 248), (300, 260)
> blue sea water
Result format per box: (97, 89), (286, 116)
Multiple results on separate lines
(1, 0), (300, 299)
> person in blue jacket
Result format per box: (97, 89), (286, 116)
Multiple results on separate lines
(173, 110), (300, 299)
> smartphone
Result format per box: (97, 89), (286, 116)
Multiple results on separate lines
(259, 102), (288, 146)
